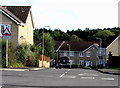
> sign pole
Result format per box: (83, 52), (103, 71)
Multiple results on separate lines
(6, 39), (8, 67)
(1, 24), (11, 67)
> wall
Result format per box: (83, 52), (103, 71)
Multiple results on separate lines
(0, 13), (19, 47)
(18, 11), (33, 45)
(39, 55), (50, 68)
(82, 46), (98, 66)
(106, 36), (119, 57)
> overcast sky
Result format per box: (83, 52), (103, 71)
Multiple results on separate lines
(1, 0), (120, 31)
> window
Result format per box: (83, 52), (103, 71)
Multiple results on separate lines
(79, 60), (84, 65)
(86, 51), (91, 57)
(64, 51), (67, 56)
(79, 52), (83, 57)
(70, 51), (74, 56)
(85, 61), (91, 66)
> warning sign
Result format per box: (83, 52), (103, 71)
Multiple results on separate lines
(1, 24), (11, 36)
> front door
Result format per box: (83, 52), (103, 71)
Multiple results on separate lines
(85, 61), (91, 67)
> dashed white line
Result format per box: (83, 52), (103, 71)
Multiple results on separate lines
(59, 69), (70, 78)
(78, 73), (98, 77)
(63, 76), (76, 78)
(60, 73), (65, 78)
(68, 69), (70, 71)
(101, 78), (115, 81)
(81, 77), (95, 79)
(65, 72), (68, 74)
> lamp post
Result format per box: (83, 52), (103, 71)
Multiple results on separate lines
(67, 44), (71, 68)
(56, 41), (65, 66)
(96, 37), (102, 66)
(42, 26), (50, 67)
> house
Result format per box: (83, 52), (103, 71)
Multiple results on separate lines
(103, 35), (120, 67)
(55, 41), (104, 67)
(0, 6), (34, 47)
(106, 35), (120, 57)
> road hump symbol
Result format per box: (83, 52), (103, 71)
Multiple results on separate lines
(2, 24), (11, 36)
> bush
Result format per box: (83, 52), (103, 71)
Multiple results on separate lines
(1, 40), (24, 68)
(71, 64), (80, 68)
(16, 44), (39, 67)
(79, 65), (84, 68)
(84, 66), (91, 69)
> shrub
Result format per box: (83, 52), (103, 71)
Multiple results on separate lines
(1, 40), (24, 67)
(84, 66), (91, 69)
(16, 44), (39, 67)
(71, 64), (80, 68)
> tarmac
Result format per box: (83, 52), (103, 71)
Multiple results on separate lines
(0, 67), (120, 75)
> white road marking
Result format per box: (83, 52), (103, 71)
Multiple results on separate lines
(65, 72), (68, 73)
(81, 77), (95, 79)
(78, 73), (98, 77)
(63, 76), (76, 78)
(101, 78), (115, 81)
(68, 69), (70, 71)
(60, 73), (65, 78)
(59, 69), (70, 78)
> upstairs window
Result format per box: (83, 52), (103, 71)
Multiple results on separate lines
(70, 51), (74, 56)
(79, 52), (83, 57)
(64, 51), (67, 56)
(86, 51), (91, 57)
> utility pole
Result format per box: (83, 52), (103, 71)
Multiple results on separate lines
(6, 39), (8, 67)
(42, 28), (44, 67)
(42, 26), (50, 67)
(96, 37), (102, 66)
(67, 44), (71, 68)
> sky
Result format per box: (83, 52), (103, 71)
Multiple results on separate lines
(1, 0), (120, 32)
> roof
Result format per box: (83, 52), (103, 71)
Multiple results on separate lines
(102, 35), (119, 48)
(55, 41), (99, 51)
(3, 6), (31, 23)
(106, 35), (120, 49)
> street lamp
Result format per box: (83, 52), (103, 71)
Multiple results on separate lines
(42, 26), (50, 67)
(67, 44), (71, 68)
(56, 41), (65, 66)
(96, 37), (102, 66)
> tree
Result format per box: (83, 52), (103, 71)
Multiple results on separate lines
(93, 30), (115, 40)
(51, 30), (61, 41)
(60, 33), (70, 41)
(40, 33), (55, 59)
(69, 35), (82, 41)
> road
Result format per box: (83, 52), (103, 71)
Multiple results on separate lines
(1, 68), (119, 88)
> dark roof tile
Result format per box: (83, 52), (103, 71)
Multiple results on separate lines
(55, 41), (99, 51)
(3, 6), (31, 23)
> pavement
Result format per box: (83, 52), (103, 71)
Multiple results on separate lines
(96, 69), (120, 75)
(0, 67), (45, 71)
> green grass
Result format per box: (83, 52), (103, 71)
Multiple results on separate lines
(111, 68), (120, 70)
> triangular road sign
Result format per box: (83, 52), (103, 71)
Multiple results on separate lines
(1, 24), (11, 36)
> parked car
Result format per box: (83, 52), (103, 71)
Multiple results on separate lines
(58, 57), (71, 69)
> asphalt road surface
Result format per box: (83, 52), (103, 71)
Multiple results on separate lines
(1, 68), (119, 88)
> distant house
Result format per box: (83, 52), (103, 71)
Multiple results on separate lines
(103, 35), (120, 67)
(55, 41), (104, 67)
(106, 35), (120, 57)
(0, 6), (34, 47)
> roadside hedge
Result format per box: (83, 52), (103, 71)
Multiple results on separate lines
(2, 40), (40, 67)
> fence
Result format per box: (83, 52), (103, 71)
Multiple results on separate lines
(39, 55), (50, 68)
